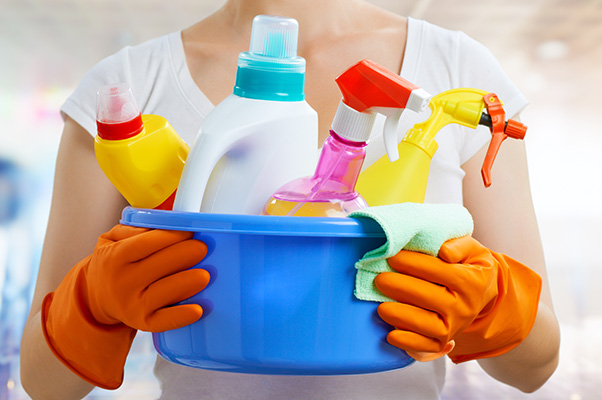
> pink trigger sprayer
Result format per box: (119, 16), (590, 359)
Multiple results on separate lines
(262, 59), (431, 217)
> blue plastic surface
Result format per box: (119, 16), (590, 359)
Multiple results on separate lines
(121, 207), (415, 375)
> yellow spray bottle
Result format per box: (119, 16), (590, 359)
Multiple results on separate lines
(356, 88), (527, 206)
(94, 83), (189, 210)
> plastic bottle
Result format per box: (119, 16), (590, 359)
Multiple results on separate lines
(261, 124), (369, 218)
(173, 15), (318, 214)
(356, 88), (527, 206)
(262, 59), (431, 217)
(94, 83), (189, 210)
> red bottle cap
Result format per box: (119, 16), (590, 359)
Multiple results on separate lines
(96, 114), (144, 140)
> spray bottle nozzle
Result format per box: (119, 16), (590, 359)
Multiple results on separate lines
(479, 93), (528, 187)
(333, 59), (431, 161)
(336, 59), (430, 113)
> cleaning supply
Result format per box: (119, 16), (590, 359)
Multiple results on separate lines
(94, 83), (189, 210)
(349, 202), (473, 362)
(41, 225), (209, 389)
(356, 88), (528, 206)
(349, 203), (474, 302)
(261, 128), (369, 217)
(378, 235), (542, 363)
(262, 59), (431, 217)
(173, 15), (318, 214)
(121, 207), (415, 374)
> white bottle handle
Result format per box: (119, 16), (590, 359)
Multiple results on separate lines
(173, 131), (232, 212)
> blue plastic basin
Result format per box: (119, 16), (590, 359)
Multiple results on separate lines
(121, 207), (414, 375)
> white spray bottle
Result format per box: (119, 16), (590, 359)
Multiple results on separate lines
(173, 15), (318, 214)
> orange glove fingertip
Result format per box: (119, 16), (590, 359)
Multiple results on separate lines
(376, 301), (396, 322)
(437, 235), (487, 263)
(373, 272), (397, 294)
(149, 304), (205, 333)
(406, 340), (455, 362)
(102, 224), (151, 241)
(387, 249), (445, 272)
(386, 329), (446, 354)
(172, 239), (209, 267)
(196, 267), (211, 290)
(190, 238), (209, 259)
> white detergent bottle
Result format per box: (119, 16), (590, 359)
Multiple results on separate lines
(173, 15), (318, 214)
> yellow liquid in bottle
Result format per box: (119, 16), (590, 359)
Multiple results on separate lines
(262, 198), (349, 217)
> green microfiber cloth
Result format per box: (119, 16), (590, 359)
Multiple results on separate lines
(349, 203), (474, 303)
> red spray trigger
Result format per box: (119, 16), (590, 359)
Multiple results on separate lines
(481, 93), (527, 187)
(335, 59), (421, 112)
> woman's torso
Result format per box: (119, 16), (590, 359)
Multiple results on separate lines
(60, 14), (527, 399)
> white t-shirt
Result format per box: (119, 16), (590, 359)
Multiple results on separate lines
(61, 17), (527, 400)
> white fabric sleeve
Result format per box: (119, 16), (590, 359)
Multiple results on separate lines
(60, 47), (132, 137)
(454, 32), (529, 165)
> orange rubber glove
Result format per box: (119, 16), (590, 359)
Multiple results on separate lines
(374, 235), (542, 363)
(41, 224), (209, 389)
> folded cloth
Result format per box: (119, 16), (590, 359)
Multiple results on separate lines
(349, 202), (474, 303)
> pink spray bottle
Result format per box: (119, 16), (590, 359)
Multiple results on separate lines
(262, 59), (431, 217)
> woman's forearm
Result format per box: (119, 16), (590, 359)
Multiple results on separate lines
(462, 138), (560, 391)
(20, 311), (95, 400)
(477, 302), (560, 392)
(21, 118), (127, 399)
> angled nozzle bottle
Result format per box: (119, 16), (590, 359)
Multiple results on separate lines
(94, 83), (189, 210)
(173, 15), (318, 214)
(262, 59), (430, 217)
(357, 88), (527, 206)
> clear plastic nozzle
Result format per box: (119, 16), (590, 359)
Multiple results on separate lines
(249, 15), (299, 58)
(96, 82), (143, 140)
(96, 82), (140, 124)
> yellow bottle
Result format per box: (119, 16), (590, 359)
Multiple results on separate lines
(356, 88), (526, 206)
(94, 83), (189, 210)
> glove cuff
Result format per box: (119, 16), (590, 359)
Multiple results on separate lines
(41, 282), (136, 389)
(449, 254), (542, 363)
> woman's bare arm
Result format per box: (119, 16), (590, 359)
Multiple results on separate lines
(462, 134), (560, 393)
(20, 117), (128, 399)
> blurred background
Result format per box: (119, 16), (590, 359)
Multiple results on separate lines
(1, 0), (600, 398)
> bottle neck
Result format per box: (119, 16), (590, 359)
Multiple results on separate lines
(329, 130), (368, 148)
(312, 130), (367, 194)
(96, 114), (144, 140)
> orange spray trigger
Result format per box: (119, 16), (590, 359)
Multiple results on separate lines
(479, 93), (527, 187)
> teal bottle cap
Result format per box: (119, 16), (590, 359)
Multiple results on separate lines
(234, 15), (306, 101)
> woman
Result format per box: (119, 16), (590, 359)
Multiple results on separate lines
(20, 1), (560, 398)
